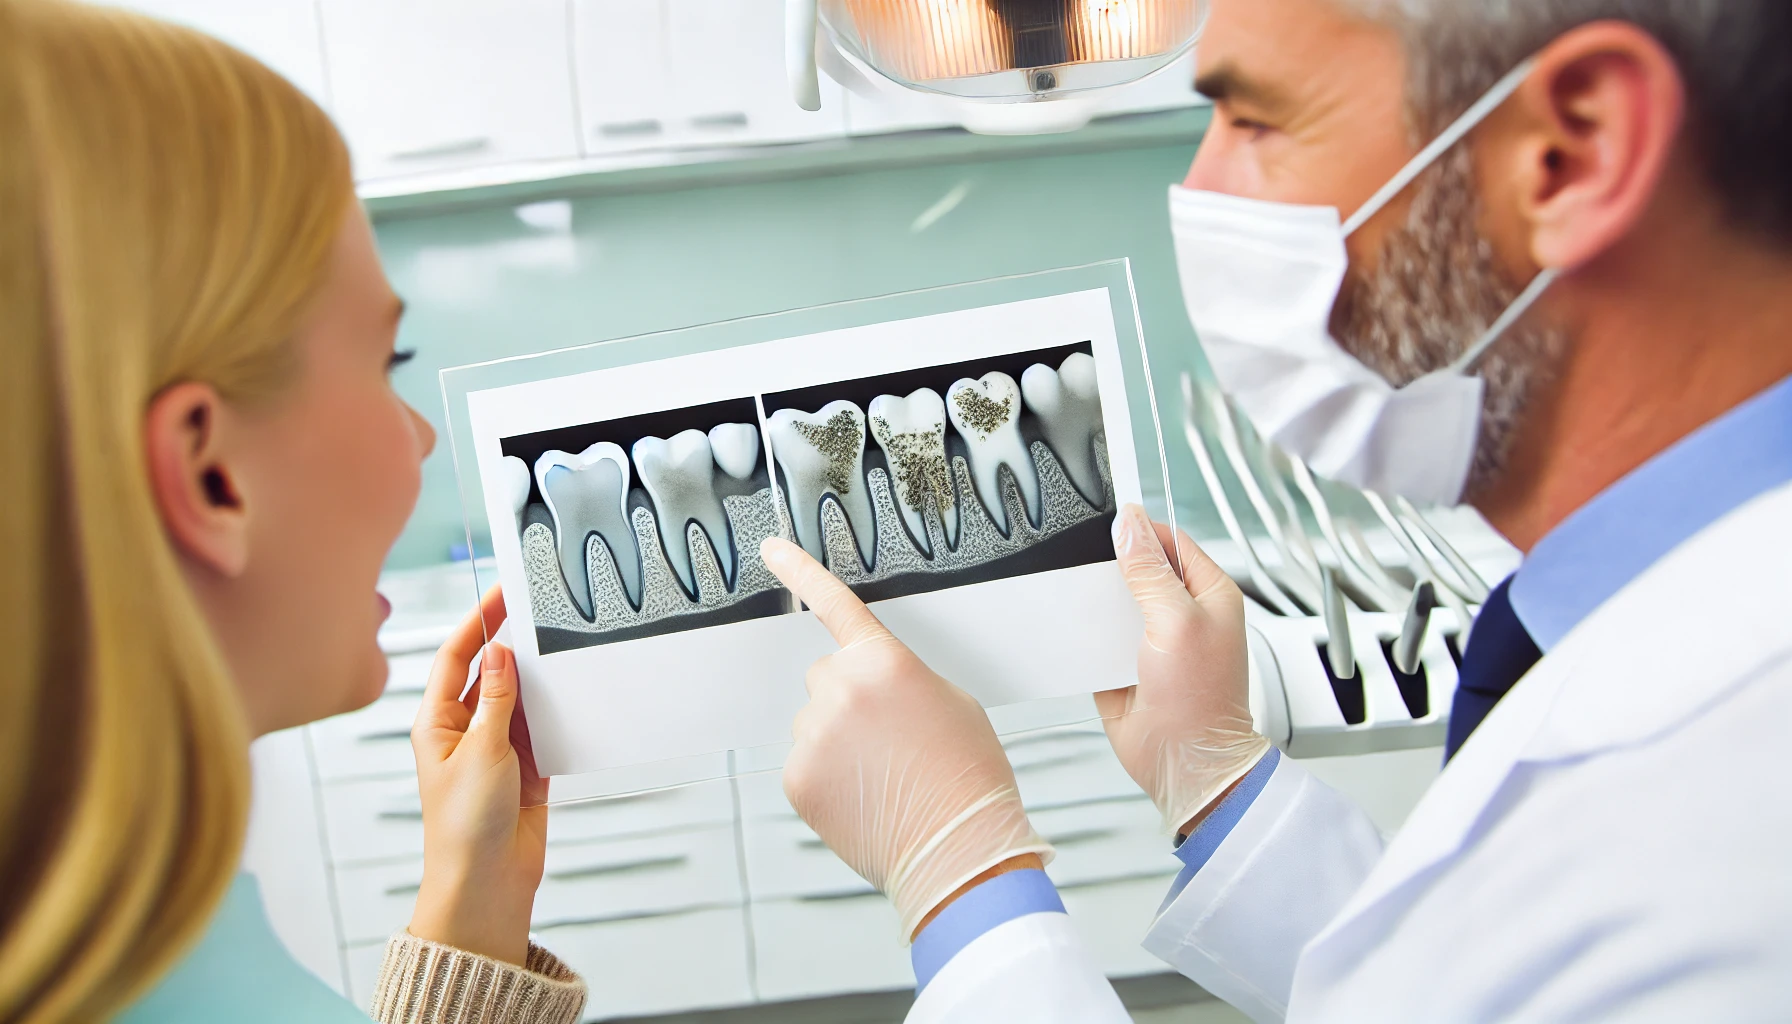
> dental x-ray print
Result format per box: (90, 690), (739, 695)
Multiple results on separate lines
(498, 398), (789, 655)
(762, 342), (1116, 606)
(463, 287), (1153, 775)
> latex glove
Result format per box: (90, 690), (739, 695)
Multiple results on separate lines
(409, 587), (549, 966)
(760, 537), (1054, 941)
(1096, 504), (1273, 837)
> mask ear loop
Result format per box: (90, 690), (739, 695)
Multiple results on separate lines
(1341, 57), (1540, 238)
(1448, 266), (1562, 375)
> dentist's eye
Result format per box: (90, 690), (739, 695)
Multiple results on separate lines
(1230, 117), (1271, 138)
(387, 348), (417, 373)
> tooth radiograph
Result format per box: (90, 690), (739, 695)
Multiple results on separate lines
(633, 430), (735, 596)
(764, 347), (1116, 604)
(510, 348), (1116, 654)
(767, 401), (880, 567)
(868, 388), (958, 555)
(947, 372), (1042, 535)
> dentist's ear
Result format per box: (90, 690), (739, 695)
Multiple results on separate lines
(145, 381), (252, 577)
(1499, 21), (1687, 272)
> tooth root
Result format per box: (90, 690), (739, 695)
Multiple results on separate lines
(947, 372), (1039, 535)
(500, 456), (532, 532)
(869, 388), (957, 555)
(535, 443), (639, 618)
(768, 401), (877, 568)
(1020, 352), (1105, 504)
(632, 429), (733, 597)
(708, 423), (761, 481)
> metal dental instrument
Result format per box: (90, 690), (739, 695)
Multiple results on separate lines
(1395, 495), (1492, 603)
(1392, 581), (1439, 677)
(1321, 567), (1356, 680)
(1205, 382), (1324, 611)
(1364, 490), (1480, 605)
(1180, 373), (1303, 616)
(1288, 455), (1407, 611)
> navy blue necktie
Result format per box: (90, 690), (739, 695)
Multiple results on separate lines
(1443, 575), (1541, 762)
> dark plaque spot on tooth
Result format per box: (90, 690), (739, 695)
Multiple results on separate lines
(952, 387), (1012, 437)
(791, 410), (863, 495)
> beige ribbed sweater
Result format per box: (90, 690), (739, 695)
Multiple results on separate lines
(370, 931), (588, 1024)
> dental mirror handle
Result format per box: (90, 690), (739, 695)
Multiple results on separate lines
(1392, 581), (1438, 677)
(1322, 567), (1356, 681)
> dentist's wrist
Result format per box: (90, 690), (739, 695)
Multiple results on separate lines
(911, 853), (1044, 942)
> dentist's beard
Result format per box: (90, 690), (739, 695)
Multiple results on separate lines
(1329, 146), (1566, 502)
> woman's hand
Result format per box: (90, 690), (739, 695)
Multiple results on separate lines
(408, 587), (548, 966)
(1096, 504), (1272, 836)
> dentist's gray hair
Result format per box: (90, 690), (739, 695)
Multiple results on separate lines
(1350, 0), (1792, 246)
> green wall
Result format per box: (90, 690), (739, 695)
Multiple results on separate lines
(374, 112), (1216, 570)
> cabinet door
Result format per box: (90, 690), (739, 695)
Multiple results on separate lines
(663, 0), (844, 148)
(572, 0), (673, 154)
(320, 0), (579, 182)
(95, 0), (329, 105)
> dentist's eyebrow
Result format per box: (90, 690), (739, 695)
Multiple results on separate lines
(1194, 63), (1289, 113)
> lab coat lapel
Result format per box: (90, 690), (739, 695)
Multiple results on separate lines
(1309, 480), (1792, 958)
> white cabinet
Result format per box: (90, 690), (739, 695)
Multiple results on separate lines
(320, 0), (580, 182)
(95, 0), (329, 105)
(574, 0), (844, 155)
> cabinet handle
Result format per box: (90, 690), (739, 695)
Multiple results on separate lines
(597, 119), (662, 138)
(548, 854), (687, 882)
(689, 112), (749, 131)
(388, 136), (492, 161)
(357, 728), (411, 744)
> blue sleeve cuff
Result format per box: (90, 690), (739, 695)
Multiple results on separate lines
(1161, 747), (1281, 907)
(911, 867), (1065, 993)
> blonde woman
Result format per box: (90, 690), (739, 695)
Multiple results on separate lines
(0, 1), (585, 1020)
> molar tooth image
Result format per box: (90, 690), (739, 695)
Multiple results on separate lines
(499, 455), (532, 532)
(768, 400), (878, 568)
(947, 372), (1040, 535)
(536, 443), (640, 617)
(1021, 352), (1105, 504)
(633, 430), (735, 597)
(868, 388), (957, 555)
(707, 422), (761, 481)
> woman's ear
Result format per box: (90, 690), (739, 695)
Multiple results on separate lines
(145, 381), (252, 577)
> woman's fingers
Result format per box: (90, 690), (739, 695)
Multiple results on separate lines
(415, 586), (507, 752)
(464, 642), (521, 764)
(760, 537), (894, 652)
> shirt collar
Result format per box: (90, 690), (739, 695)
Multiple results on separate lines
(1509, 373), (1792, 651)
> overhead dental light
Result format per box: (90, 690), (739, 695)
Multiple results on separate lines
(788, 0), (1208, 135)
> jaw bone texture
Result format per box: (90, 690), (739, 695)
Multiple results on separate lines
(535, 443), (641, 618)
(768, 401), (878, 569)
(499, 455), (532, 532)
(1020, 352), (1105, 505)
(947, 372), (1041, 536)
(633, 430), (735, 597)
(868, 388), (958, 556)
(708, 423), (761, 481)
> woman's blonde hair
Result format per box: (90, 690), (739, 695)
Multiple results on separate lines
(0, 1), (353, 1018)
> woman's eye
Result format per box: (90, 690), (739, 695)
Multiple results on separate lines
(387, 348), (417, 374)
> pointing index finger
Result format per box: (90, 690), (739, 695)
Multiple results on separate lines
(759, 537), (893, 650)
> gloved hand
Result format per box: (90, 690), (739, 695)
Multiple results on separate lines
(760, 537), (1055, 941)
(409, 587), (549, 966)
(1097, 504), (1273, 836)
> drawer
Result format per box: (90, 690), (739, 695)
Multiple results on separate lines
(750, 894), (912, 1003)
(1059, 873), (1184, 979)
(1007, 729), (1141, 810)
(345, 938), (389, 1010)
(382, 650), (436, 694)
(1034, 794), (1170, 889)
(539, 907), (753, 1020)
(733, 767), (795, 821)
(310, 693), (422, 782)
(321, 774), (737, 866)
(739, 814), (865, 902)
(330, 825), (743, 944)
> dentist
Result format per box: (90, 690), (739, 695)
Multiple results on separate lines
(760, 0), (1792, 1019)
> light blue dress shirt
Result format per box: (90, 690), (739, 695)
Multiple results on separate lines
(116, 873), (369, 1023)
(917, 373), (1792, 985)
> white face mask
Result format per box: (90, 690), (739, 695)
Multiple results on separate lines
(1169, 58), (1559, 506)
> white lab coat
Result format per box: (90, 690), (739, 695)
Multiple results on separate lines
(911, 480), (1792, 1022)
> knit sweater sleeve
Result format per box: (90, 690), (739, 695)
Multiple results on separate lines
(369, 931), (587, 1024)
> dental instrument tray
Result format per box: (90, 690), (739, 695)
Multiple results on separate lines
(440, 262), (1178, 786)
